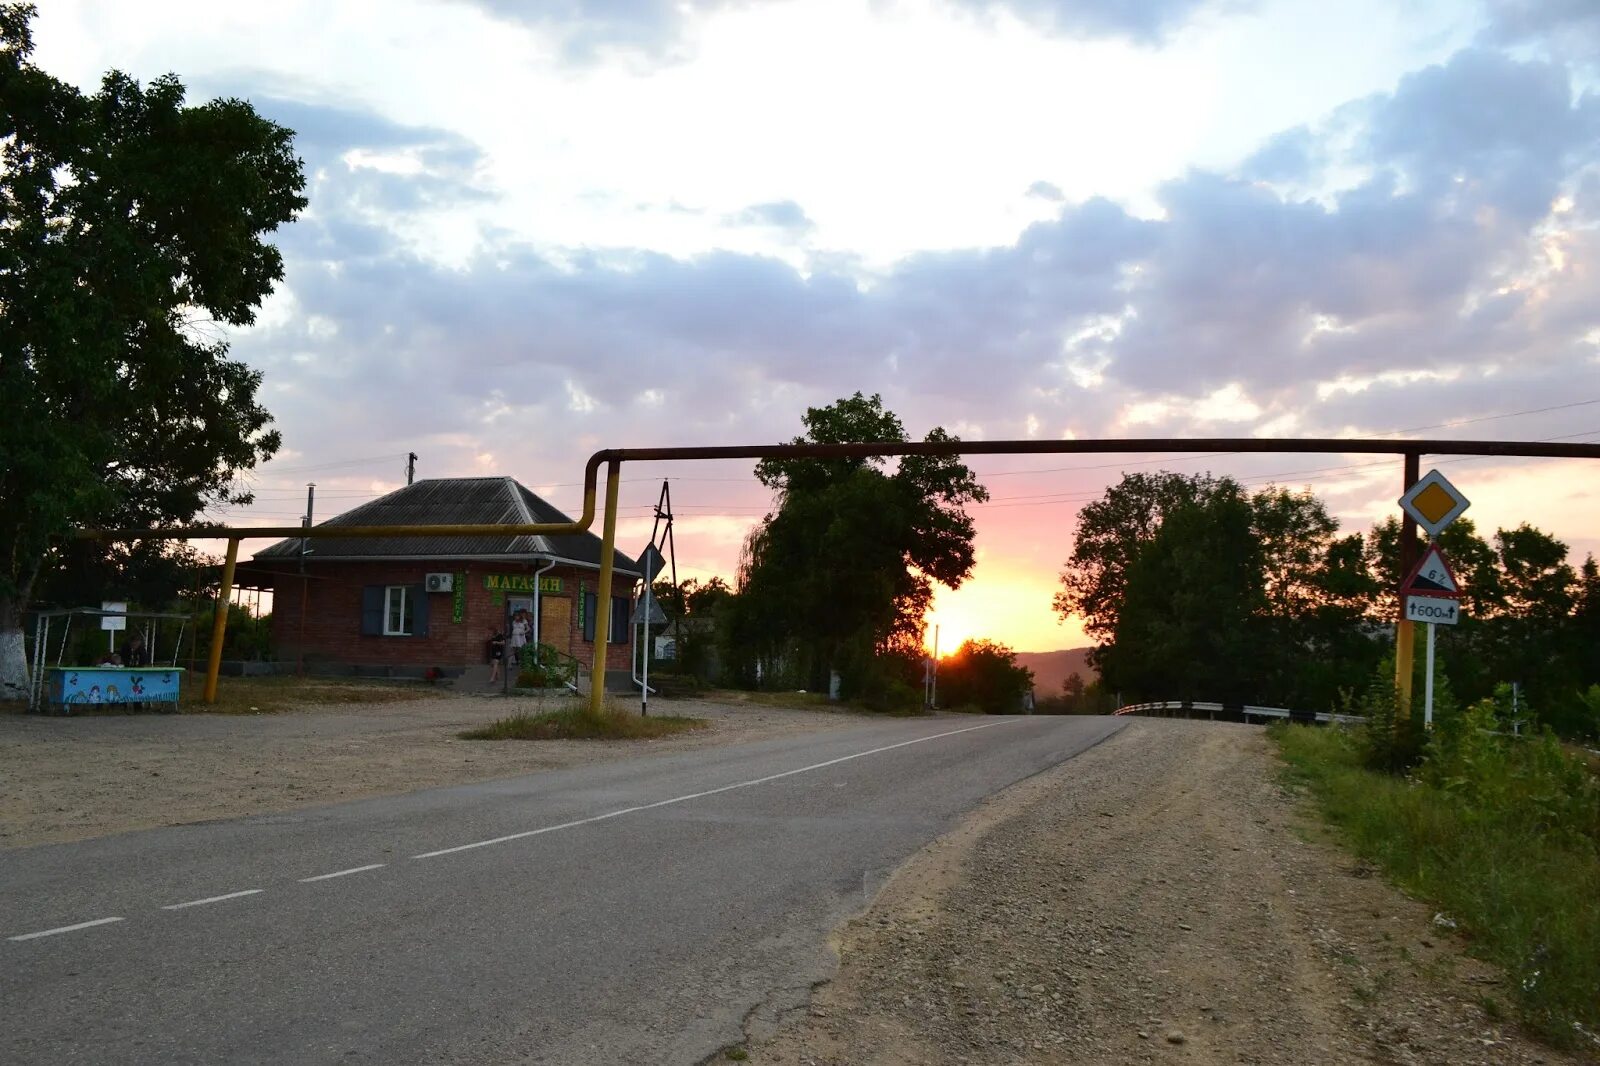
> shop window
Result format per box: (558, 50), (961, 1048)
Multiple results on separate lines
(361, 585), (430, 637)
(385, 586), (413, 635)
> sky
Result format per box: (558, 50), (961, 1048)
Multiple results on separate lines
(28, 0), (1600, 654)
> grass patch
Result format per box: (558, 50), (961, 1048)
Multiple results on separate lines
(1271, 720), (1600, 1050)
(700, 688), (931, 716)
(459, 702), (708, 741)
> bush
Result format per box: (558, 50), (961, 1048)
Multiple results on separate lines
(1274, 697), (1600, 1049)
(1349, 661), (1431, 774)
(514, 666), (552, 689)
(459, 703), (708, 741)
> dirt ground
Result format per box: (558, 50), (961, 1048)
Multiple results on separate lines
(0, 692), (863, 849)
(745, 718), (1592, 1066)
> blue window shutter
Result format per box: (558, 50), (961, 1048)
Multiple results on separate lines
(610, 596), (629, 643)
(361, 586), (384, 635)
(412, 585), (429, 637)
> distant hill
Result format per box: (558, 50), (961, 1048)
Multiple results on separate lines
(1013, 648), (1097, 695)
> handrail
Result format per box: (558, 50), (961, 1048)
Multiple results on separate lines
(517, 641), (582, 692)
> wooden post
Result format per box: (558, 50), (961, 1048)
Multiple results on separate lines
(587, 461), (621, 716)
(204, 537), (240, 704)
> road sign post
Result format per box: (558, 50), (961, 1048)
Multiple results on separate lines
(1395, 475), (1469, 728)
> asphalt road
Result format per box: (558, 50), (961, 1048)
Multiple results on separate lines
(2, 713), (1124, 1065)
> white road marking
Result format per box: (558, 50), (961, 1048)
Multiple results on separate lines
(298, 864), (385, 883)
(161, 889), (264, 910)
(8, 917), (125, 942)
(413, 717), (1022, 860)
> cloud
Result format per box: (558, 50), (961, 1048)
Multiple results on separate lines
(1481, 0), (1600, 59)
(224, 33), (1600, 584)
(728, 200), (814, 234)
(234, 94), (495, 217)
(1104, 48), (1599, 400)
(1025, 180), (1066, 201)
(459, 0), (1232, 63)
(944, 0), (1235, 44)
(458, 0), (748, 62)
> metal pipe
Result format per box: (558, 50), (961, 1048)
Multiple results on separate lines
(638, 551), (653, 716)
(587, 461), (622, 716)
(204, 538), (241, 704)
(531, 555), (557, 648)
(89, 454), (608, 543)
(590, 437), (1600, 465)
(78, 440), (1600, 546)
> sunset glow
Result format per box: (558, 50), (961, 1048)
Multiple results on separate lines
(30, 0), (1596, 655)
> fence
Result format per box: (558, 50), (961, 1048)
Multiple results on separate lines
(1114, 700), (1363, 726)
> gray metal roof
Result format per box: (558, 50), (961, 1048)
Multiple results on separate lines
(251, 477), (640, 575)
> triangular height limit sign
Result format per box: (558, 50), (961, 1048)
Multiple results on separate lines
(1401, 542), (1461, 598)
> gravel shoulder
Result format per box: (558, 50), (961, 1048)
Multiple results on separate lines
(745, 718), (1590, 1066)
(0, 694), (865, 849)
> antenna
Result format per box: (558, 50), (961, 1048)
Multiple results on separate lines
(300, 483), (315, 560)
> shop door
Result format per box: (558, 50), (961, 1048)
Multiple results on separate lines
(540, 597), (572, 655)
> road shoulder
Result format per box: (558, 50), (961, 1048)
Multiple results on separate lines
(0, 695), (870, 849)
(744, 718), (1587, 1065)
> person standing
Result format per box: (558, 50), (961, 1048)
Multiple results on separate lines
(486, 628), (506, 685)
(509, 609), (530, 669)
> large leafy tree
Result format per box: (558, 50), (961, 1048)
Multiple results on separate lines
(1052, 470), (1231, 651)
(1099, 486), (1267, 703)
(0, 5), (305, 696)
(937, 638), (1034, 714)
(728, 393), (988, 694)
(1058, 473), (1384, 708)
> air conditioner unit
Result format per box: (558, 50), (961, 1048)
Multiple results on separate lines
(425, 573), (454, 593)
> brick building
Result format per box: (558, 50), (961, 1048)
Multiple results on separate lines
(238, 477), (642, 687)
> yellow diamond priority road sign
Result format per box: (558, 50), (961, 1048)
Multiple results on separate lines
(1399, 469), (1470, 540)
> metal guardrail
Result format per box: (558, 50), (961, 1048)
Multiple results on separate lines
(1114, 700), (1364, 726)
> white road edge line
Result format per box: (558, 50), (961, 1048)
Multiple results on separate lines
(161, 889), (264, 910)
(298, 864), (386, 883)
(413, 717), (1022, 860)
(8, 917), (125, 942)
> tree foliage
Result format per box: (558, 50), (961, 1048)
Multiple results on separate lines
(1100, 485), (1267, 703)
(937, 638), (1033, 714)
(1055, 470), (1600, 725)
(723, 393), (987, 695)
(0, 5), (305, 693)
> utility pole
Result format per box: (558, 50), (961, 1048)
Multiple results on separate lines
(1394, 453), (1420, 716)
(406, 452), (418, 486)
(297, 483), (314, 678)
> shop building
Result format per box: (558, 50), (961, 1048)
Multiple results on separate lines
(238, 477), (641, 686)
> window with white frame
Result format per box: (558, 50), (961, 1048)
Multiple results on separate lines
(384, 586), (414, 636)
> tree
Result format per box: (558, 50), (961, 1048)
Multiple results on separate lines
(1052, 471), (1232, 652)
(726, 393), (987, 695)
(0, 5), (305, 696)
(1482, 524), (1578, 707)
(1099, 486), (1267, 703)
(937, 639), (1034, 714)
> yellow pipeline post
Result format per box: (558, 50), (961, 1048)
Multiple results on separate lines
(587, 460), (622, 716)
(1394, 452), (1420, 716)
(204, 537), (241, 704)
